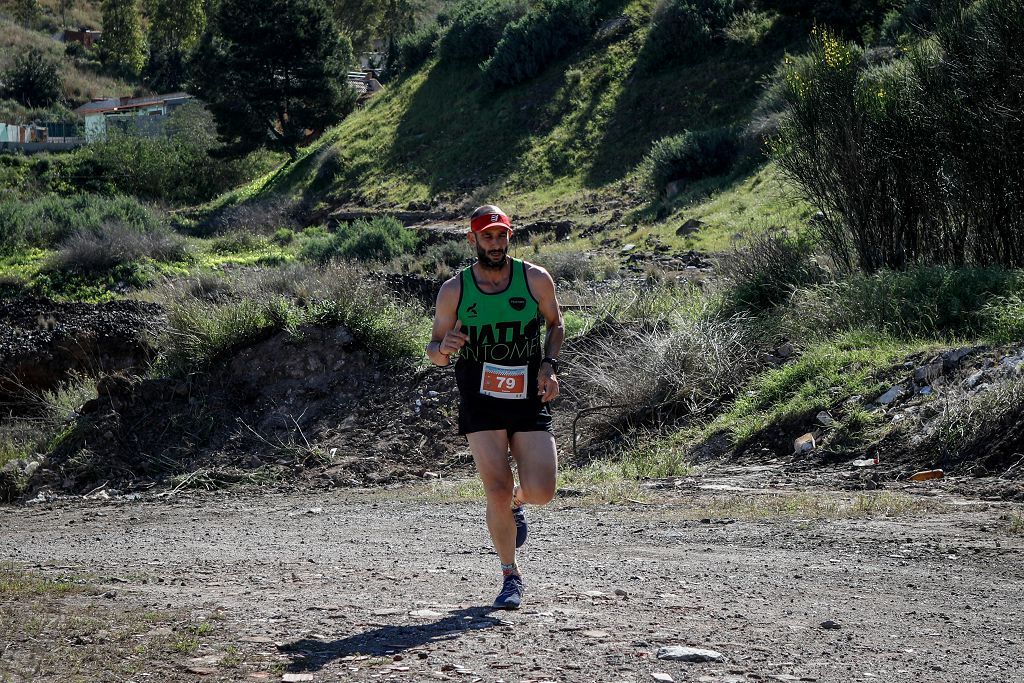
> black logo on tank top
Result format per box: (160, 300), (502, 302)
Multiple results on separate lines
(466, 302), (478, 317)
(508, 297), (526, 311)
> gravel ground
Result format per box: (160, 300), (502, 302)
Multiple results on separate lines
(2, 484), (1023, 683)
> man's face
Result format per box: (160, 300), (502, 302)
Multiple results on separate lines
(470, 227), (511, 269)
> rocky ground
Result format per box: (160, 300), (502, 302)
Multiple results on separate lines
(2, 474), (1023, 683)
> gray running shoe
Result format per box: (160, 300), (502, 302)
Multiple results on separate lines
(493, 574), (524, 610)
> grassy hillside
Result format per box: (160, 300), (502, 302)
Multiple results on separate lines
(237, 1), (811, 246)
(0, 11), (137, 115)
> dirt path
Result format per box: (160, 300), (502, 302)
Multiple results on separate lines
(2, 485), (1023, 683)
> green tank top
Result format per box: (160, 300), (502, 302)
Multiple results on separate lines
(456, 258), (542, 366)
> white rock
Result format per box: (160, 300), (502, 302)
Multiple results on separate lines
(651, 674), (675, 683)
(656, 646), (726, 663)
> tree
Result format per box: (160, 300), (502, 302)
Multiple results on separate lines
(2, 48), (63, 108)
(192, 0), (358, 159)
(330, 0), (386, 52)
(99, 0), (147, 77)
(13, 0), (42, 28)
(146, 0), (206, 91)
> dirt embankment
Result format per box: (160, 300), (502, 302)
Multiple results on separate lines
(0, 298), (163, 409)
(25, 323), (465, 498)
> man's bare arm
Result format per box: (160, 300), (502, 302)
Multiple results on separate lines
(425, 277), (467, 366)
(527, 264), (563, 401)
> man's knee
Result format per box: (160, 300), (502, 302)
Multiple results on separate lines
(481, 477), (514, 502)
(519, 482), (556, 505)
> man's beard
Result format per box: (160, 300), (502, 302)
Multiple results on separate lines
(476, 244), (508, 270)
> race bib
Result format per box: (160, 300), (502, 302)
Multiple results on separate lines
(480, 362), (528, 399)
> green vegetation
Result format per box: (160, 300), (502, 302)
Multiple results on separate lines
(2, 47), (62, 108)
(715, 332), (916, 443)
(0, 194), (159, 255)
(192, 0), (358, 158)
(155, 262), (430, 375)
(642, 127), (741, 198)
(98, 0), (146, 76)
(773, 1), (1024, 271)
(481, 0), (597, 89)
(637, 0), (736, 72)
(300, 216), (418, 263)
(0, 562), (83, 597)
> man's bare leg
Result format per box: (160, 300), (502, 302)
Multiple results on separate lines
(510, 431), (557, 506)
(467, 430), (517, 572)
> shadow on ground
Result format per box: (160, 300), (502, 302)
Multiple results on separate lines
(280, 606), (503, 671)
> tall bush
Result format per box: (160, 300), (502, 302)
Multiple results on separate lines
(637, 0), (735, 72)
(642, 127), (740, 197)
(437, 0), (527, 63)
(0, 194), (159, 255)
(300, 216), (418, 263)
(772, 2), (1024, 271)
(390, 21), (441, 75)
(481, 0), (597, 89)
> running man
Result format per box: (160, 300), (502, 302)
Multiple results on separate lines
(425, 205), (563, 610)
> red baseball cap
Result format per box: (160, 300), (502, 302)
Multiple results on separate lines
(470, 209), (512, 234)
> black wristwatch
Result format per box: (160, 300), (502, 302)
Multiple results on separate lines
(542, 357), (560, 373)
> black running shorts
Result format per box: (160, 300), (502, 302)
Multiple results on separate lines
(458, 397), (553, 437)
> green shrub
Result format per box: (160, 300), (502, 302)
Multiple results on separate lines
(272, 228), (295, 245)
(719, 230), (824, 311)
(437, 0), (528, 63)
(48, 222), (192, 274)
(300, 217), (418, 263)
(210, 231), (270, 254)
(392, 21), (442, 75)
(786, 266), (1024, 339)
(637, 0), (735, 72)
(156, 262), (430, 375)
(773, 2), (1024, 272)
(73, 103), (281, 205)
(642, 127), (740, 198)
(1, 47), (61, 108)
(753, 0), (893, 38)
(0, 194), (160, 255)
(481, 0), (597, 89)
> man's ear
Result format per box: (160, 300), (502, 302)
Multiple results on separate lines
(467, 232), (477, 245)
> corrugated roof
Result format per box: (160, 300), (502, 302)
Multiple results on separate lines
(75, 92), (192, 116)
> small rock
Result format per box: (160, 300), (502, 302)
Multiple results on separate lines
(775, 342), (795, 358)
(651, 674), (675, 683)
(964, 370), (986, 389)
(851, 458), (877, 468)
(816, 411), (834, 427)
(820, 619), (841, 629)
(919, 386), (933, 395)
(794, 432), (817, 454)
(583, 630), (609, 638)
(281, 675), (314, 682)
(422, 471), (440, 479)
(23, 461), (40, 477)
(942, 347), (971, 368)
(875, 385), (905, 405)
(410, 609), (443, 619)
(913, 362), (943, 383)
(621, 243), (636, 253)
(675, 218), (704, 236)
(614, 588), (628, 597)
(656, 646), (726, 663)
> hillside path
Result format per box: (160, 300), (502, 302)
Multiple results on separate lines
(2, 487), (1023, 682)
